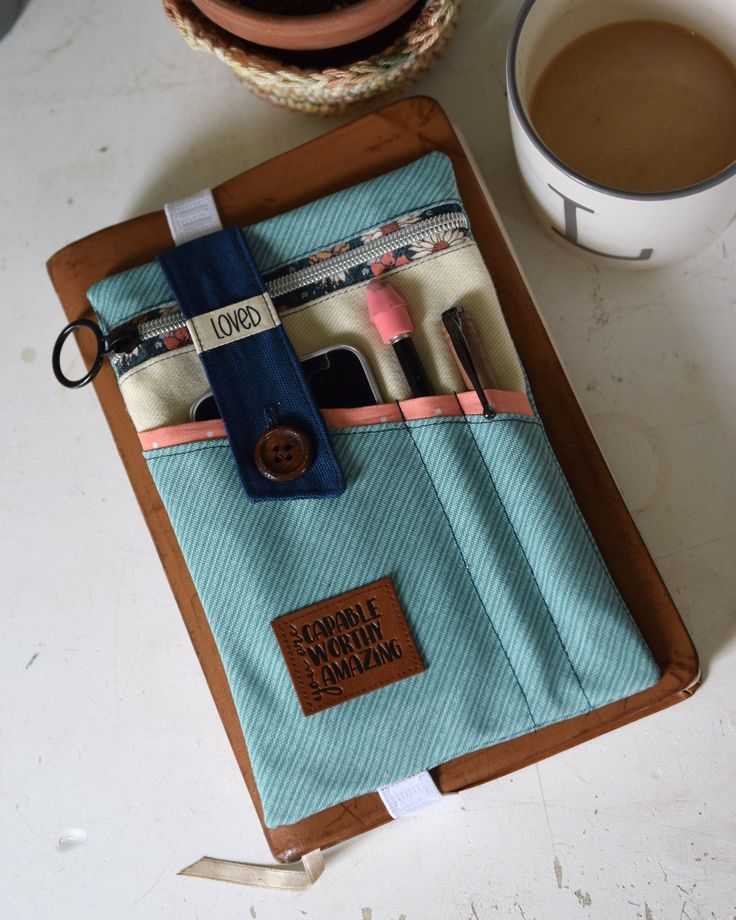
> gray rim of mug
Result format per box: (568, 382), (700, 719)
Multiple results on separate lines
(506, 0), (736, 202)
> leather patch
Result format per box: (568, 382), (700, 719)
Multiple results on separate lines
(272, 577), (424, 716)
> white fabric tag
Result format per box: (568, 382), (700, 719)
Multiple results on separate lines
(164, 188), (222, 245)
(378, 770), (442, 818)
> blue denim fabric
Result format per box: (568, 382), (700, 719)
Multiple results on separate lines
(157, 227), (345, 502)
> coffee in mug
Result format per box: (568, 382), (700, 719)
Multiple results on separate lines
(507, 0), (736, 267)
(529, 20), (736, 194)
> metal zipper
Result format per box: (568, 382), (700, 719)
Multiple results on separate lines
(107, 211), (469, 354)
(268, 211), (468, 297)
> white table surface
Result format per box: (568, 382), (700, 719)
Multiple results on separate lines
(2, 1), (735, 918)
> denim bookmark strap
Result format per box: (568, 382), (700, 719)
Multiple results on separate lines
(157, 226), (345, 502)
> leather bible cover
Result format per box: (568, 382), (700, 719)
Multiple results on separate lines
(47, 96), (699, 863)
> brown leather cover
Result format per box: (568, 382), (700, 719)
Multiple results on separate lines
(47, 96), (699, 863)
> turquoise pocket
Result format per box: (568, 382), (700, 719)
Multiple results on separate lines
(144, 403), (660, 827)
(466, 417), (660, 707)
(146, 419), (539, 827)
(407, 414), (592, 725)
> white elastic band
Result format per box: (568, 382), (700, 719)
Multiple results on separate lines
(378, 770), (443, 818)
(179, 848), (325, 890)
(164, 188), (223, 246)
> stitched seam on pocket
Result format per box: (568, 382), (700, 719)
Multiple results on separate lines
(464, 418), (593, 711)
(400, 416), (539, 729)
(532, 423), (654, 651)
(143, 416), (542, 459)
(145, 441), (228, 460)
(331, 415), (542, 436)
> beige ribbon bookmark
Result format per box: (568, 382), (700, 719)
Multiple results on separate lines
(179, 849), (325, 890)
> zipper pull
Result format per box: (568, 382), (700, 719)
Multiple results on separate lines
(104, 321), (140, 355)
(52, 319), (140, 388)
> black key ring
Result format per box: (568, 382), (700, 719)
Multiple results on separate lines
(52, 319), (106, 389)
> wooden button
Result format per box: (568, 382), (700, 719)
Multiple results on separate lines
(254, 425), (313, 482)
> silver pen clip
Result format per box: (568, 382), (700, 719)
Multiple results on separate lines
(441, 307), (496, 419)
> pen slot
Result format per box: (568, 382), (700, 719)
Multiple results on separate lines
(404, 411), (593, 726)
(463, 414), (660, 710)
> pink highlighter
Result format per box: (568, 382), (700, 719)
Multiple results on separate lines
(366, 279), (433, 398)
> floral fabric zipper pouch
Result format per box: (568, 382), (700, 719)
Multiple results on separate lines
(84, 152), (659, 829)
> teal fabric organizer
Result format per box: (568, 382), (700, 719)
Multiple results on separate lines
(88, 153), (659, 828)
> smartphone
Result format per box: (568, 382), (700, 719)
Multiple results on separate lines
(189, 344), (382, 422)
(299, 344), (382, 410)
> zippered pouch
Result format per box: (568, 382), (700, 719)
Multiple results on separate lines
(83, 152), (659, 829)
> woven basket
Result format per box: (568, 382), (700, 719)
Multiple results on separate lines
(163, 0), (461, 115)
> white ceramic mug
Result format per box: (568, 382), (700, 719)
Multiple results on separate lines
(506, 0), (736, 268)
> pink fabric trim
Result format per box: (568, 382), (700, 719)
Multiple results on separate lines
(139, 420), (226, 451)
(139, 390), (535, 451)
(322, 403), (403, 428)
(457, 388), (533, 418)
(400, 394), (464, 421)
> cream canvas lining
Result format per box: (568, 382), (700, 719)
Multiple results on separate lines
(120, 242), (526, 432)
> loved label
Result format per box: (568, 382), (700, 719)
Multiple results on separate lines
(271, 577), (424, 716)
(185, 293), (279, 353)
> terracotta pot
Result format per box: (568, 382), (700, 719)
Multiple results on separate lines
(188, 0), (419, 50)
